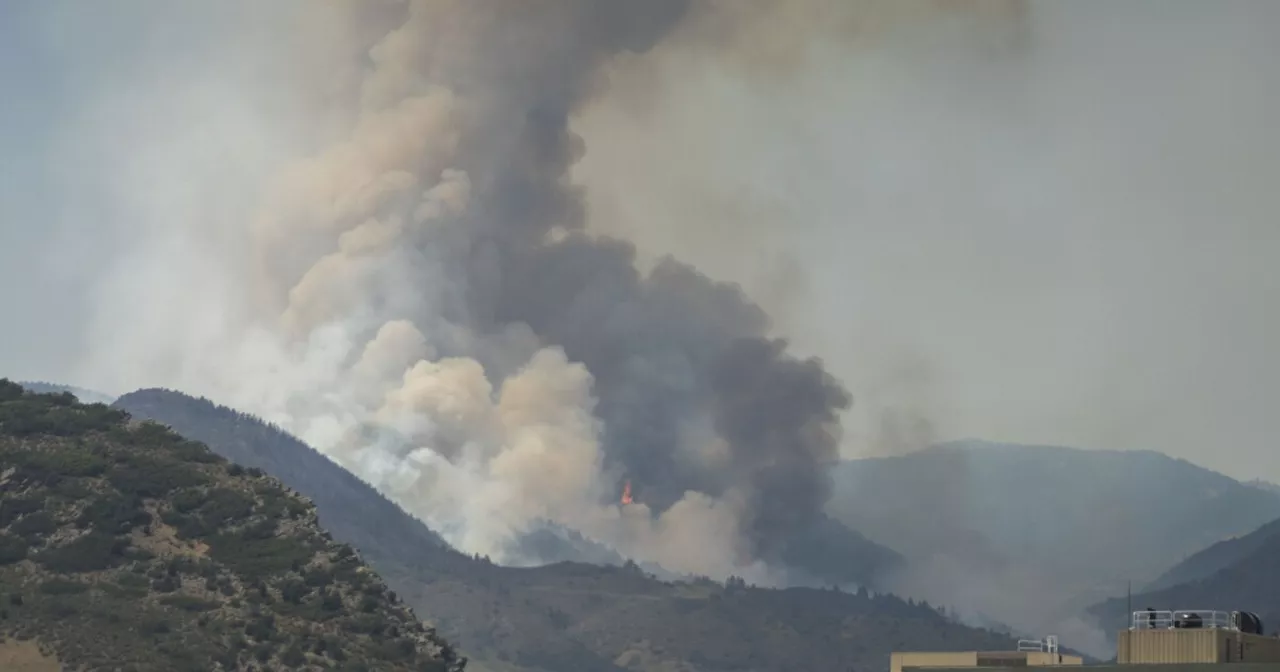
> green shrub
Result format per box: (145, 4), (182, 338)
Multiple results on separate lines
(159, 594), (220, 612)
(375, 638), (417, 662)
(27, 448), (108, 478)
(11, 511), (57, 539)
(0, 380), (23, 402)
(244, 615), (276, 641)
(0, 497), (43, 526)
(171, 488), (206, 513)
(280, 579), (310, 604)
(281, 643), (307, 666)
(76, 494), (150, 534)
(151, 576), (179, 593)
(321, 591), (344, 612)
(107, 456), (209, 499)
(140, 617), (171, 635)
(117, 572), (150, 588)
(344, 614), (388, 636)
(130, 421), (179, 448)
(52, 477), (94, 500)
(165, 439), (223, 464)
(198, 488), (255, 525)
(99, 582), (148, 600)
(35, 532), (128, 572)
(160, 510), (213, 539)
(0, 533), (28, 565)
(208, 529), (315, 580)
(38, 579), (90, 595)
(303, 566), (334, 587)
(42, 598), (79, 619)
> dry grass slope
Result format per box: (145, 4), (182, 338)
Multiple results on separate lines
(116, 387), (1021, 672)
(0, 379), (466, 672)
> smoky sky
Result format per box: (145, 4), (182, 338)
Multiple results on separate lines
(573, 0), (1280, 482)
(303, 0), (851, 556)
(3, 0), (1280, 497)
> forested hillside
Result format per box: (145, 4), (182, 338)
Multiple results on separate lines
(1089, 516), (1280, 638)
(831, 441), (1280, 582)
(116, 387), (1021, 672)
(1143, 517), (1280, 592)
(0, 380), (464, 671)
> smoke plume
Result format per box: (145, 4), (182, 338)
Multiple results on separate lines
(152, 0), (1023, 579)
(5, 0), (1276, 658)
(249, 0), (852, 577)
(68, 0), (1023, 580)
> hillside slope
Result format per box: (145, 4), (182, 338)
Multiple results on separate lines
(115, 387), (1023, 672)
(17, 381), (115, 405)
(113, 389), (460, 574)
(828, 441), (1280, 653)
(0, 380), (464, 671)
(1142, 517), (1280, 592)
(831, 441), (1280, 582)
(1087, 526), (1280, 638)
(1247, 479), (1280, 496)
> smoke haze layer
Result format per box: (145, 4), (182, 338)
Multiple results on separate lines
(2, 0), (1279, 639)
(571, 0), (1280, 478)
(33, 0), (1022, 581)
(240, 0), (863, 576)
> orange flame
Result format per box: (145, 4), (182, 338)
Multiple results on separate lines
(620, 480), (633, 506)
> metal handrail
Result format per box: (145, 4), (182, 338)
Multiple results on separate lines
(1016, 635), (1059, 653)
(1131, 609), (1235, 630)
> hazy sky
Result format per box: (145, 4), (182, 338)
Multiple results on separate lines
(2, 1), (1278, 482)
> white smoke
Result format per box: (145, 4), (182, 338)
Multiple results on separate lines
(59, 1), (840, 583)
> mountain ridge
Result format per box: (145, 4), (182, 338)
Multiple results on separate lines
(832, 440), (1280, 578)
(113, 386), (1024, 672)
(17, 381), (116, 405)
(0, 379), (465, 671)
(828, 439), (1280, 656)
(1142, 517), (1280, 592)
(1086, 523), (1280, 640)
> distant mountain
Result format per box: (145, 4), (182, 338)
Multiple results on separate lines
(828, 441), (1280, 652)
(114, 389), (460, 575)
(1142, 517), (1280, 592)
(1247, 479), (1280, 496)
(0, 380), (463, 671)
(506, 520), (693, 583)
(1087, 517), (1280, 638)
(518, 499), (907, 591)
(115, 386), (1023, 672)
(775, 512), (906, 588)
(18, 380), (115, 405)
(832, 441), (1280, 583)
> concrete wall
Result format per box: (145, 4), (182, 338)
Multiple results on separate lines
(892, 651), (979, 672)
(906, 660), (1280, 665)
(892, 650), (1083, 671)
(1118, 629), (1280, 664)
(1024, 652), (1083, 666)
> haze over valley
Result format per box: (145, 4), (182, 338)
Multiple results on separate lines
(2, 1), (1278, 670)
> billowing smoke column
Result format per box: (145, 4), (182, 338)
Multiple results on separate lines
(238, 0), (850, 578)
(83, 0), (1028, 582)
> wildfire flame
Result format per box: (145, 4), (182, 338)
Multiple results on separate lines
(620, 480), (633, 506)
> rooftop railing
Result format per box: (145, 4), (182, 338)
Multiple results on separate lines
(1016, 635), (1059, 653)
(1131, 609), (1234, 630)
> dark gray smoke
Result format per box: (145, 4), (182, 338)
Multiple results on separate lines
(500, 238), (851, 555)
(63, 0), (1026, 579)
(369, 0), (851, 560)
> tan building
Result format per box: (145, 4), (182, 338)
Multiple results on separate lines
(1118, 610), (1280, 665)
(894, 609), (1280, 672)
(892, 637), (1083, 672)
(901, 660), (1280, 665)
